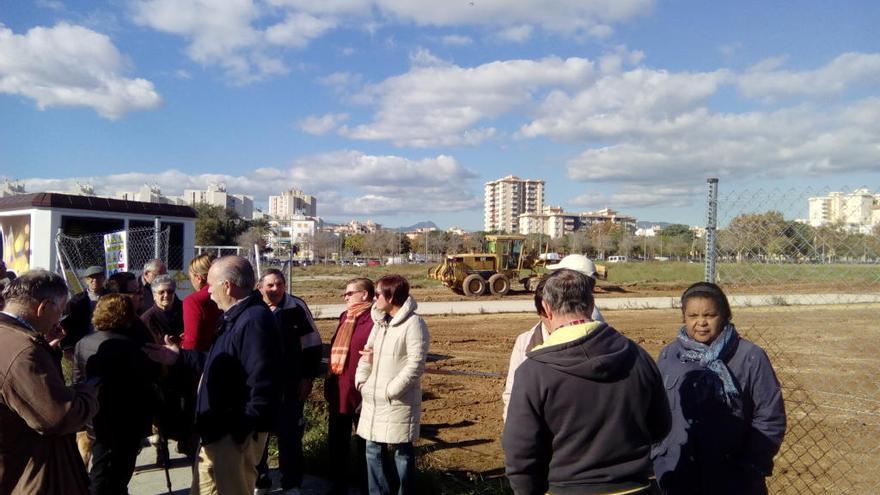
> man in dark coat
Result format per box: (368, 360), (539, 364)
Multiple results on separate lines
(138, 259), (167, 315)
(144, 256), (282, 495)
(503, 268), (671, 495)
(60, 265), (106, 355)
(0, 270), (99, 494)
(254, 268), (323, 494)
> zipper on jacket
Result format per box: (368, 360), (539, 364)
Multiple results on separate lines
(368, 321), (389, 436)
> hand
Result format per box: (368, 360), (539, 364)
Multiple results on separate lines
(298, 379), (313, 402)
(359, 346), (373, 365)
(47, 323), (66, 348)
(143, 334), (181, 365)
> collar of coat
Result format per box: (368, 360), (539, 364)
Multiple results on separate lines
(221, 291), (263, 323)
(371, 296), (418, 327)
(532, 320), (602, 351)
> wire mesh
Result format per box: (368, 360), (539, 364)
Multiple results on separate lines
(57, 227), (170, 286)
(707, 183), (880, 494)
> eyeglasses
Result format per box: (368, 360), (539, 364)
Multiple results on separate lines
(343, 290), (364, 298)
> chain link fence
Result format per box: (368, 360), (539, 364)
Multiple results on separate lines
(704, 180), (880, 494)
(57, 226), (171, 292)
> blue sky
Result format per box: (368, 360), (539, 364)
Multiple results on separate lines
(1, 0), (879, 230)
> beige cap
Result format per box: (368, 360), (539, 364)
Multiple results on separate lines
(546, 254), (597, 279)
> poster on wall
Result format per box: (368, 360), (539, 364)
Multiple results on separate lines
(0, 214), (31, 275)
(104, 230), (127, 275)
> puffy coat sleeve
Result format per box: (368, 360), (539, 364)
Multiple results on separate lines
(641, 346), (672, 443)
(355, 322), (378, 390)
(503, 328), (533, 422)
(2, 344), (98, 435)
(385, 316), (429, 400)
(743, 346), (786, 476)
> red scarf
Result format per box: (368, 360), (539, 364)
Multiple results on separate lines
(330, 301), (372, 375)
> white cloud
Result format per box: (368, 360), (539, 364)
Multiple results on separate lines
(408, 47), (449, 67)
(20, 151), (481, 217)
(0, 23), (161, 119)
(344, 56), (596, 147)
(519, 68), (729, 141)
(570, 184), (700, 209)
(440, 34), (472, 46)
(375, 0), (651, 36)
(265, 12), (336, 47)
(297, 113), (350, 134)
(738, 52), (880, 102)
(564, 97), (880, 191)
(130, 0), (652, 83)
(496, 25), (533, 43)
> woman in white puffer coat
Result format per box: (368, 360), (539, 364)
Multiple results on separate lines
(355, 274), (429, 495)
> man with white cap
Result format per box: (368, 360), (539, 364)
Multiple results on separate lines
(502, 254), (604, 421)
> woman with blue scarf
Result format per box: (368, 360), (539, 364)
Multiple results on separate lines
(652, 282), (786, 495)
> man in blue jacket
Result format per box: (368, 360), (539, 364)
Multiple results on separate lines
(145, 255), (282, 495)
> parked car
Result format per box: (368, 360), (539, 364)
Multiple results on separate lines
(607, 255), (629, 263)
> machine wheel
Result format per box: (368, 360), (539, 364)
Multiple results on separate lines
(462, 274), (487, 297)
(488, 273), (510, 296)
(523, 276), (541, 292)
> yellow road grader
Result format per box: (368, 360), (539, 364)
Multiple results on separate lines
(428, 234), (606, 296)
(428, 235), (530, 296)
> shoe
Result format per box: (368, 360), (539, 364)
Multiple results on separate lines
(283, 488), (302, 495)
(254, 490), (268, 495)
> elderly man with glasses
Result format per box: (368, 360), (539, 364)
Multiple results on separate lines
(0, 270), (99, 494)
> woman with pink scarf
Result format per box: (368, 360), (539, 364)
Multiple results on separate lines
(324, 277), (375, 495)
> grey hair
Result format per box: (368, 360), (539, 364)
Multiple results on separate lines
(541, 268), (594, 318)
(2, 269), (69, 306)
(150, 274), (177, 293)
(144, 259), (166, 273)
(214, 256), (256, 290)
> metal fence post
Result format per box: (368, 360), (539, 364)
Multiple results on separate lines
(704, 178), (718, 283)
(154, 217), (161, 260)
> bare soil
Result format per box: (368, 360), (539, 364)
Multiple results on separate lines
(314, 304), (880, 493)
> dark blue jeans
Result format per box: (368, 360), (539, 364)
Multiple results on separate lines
(365, 440), (415, 495)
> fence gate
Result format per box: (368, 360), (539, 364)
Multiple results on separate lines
(704, 180), (880, 494)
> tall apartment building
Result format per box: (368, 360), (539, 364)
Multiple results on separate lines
(269, 188), (317, 219)
(808, 188), (880, 233)
(182, 182), (254, 219)
(484, 175), (545, 233)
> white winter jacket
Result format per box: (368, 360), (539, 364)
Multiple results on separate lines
(355, 296), (429, 444)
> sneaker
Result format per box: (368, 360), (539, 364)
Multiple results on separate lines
(253, 489), (268, 495)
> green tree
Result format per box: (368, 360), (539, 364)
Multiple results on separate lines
(194, 204), (247, 245)
(724, 211), (787, 261)
(344, 233), (365, 255)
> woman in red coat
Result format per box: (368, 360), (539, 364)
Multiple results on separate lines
(325, 277), (375, 495)
(181, 254), (221, 351)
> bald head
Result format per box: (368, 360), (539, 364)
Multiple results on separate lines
(207, 256), (255, 310)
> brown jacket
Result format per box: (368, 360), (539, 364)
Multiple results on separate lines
(0, 312), (99, 495)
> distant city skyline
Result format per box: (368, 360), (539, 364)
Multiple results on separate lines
(2, 1), (879, 230)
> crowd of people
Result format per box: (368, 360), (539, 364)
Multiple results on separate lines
(0, 253), (786, 495)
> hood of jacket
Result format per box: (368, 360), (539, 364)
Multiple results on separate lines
(371, 295), (418, 327)
(527, 321), (637, 382)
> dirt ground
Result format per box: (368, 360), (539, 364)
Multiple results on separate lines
(314, 304), (880, 493)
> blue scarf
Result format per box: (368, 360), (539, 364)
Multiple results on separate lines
(677, 322), (740, 405)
